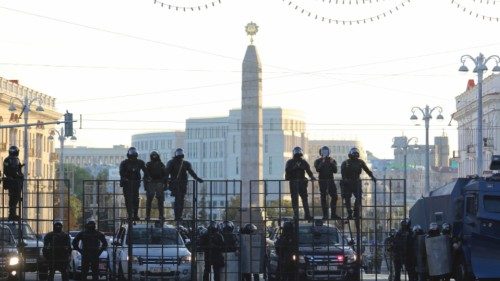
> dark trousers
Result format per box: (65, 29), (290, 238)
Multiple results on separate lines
(203, 264), (222, 281)
(8, 186), (21, 217)
(48, 262), (69, 281)
(319, 179), (338, 218)
(341, 179), (362, 217)
(278, 262), (297, 281)
(242, 273), (260, 281)
(145, 182), (165, 219)
(289, 180), (310, 219)
(81, 256), (99, 281)
(123, 183), (140, 218)
(394, 259), (417, 281)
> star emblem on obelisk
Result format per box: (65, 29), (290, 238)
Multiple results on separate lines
(245, 22), (259, 44)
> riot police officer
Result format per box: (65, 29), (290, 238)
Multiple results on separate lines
(145, 150), (167, 221)
(72, 219), (108, 281)
(221, 221), (237, 252)
(441, 223), (451, 236)
(285, 147), (316, 221)
(199, 221), (225, 281)
(3, 146), (24, 221)
(340, 147), (376, 219)
(275, 221), (298, 281)
(427, 222), (440, 238)
(119, 147), (148, 220)
(384, 229), (396, 281)
(394, 218), (416, 281)
(314, 146), (340, 220)
(412, 225), (428, 281)
(166, 148), (203, 221)
(43, 221), (71, 281)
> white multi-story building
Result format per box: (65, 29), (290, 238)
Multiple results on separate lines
(307, 140), (368, 170)
(454, 74), (500, 177)
(58, 145), (128, 167)
(131, 131), (185, 163)
(185, 107), (308, 219)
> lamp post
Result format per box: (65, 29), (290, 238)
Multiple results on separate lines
(8, 95), (44, 218)
(49, 127), (76, 219)
(459, 53), (500, 176)
(410, 106), (444, 196)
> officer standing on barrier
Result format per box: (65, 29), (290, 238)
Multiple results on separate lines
(199, 221), (225, 281)
(384, 228), (396, 281)
(119, 147), (148, 221)
(43, 221), (71, 281)
(314, 146), (341, 220)
(275, 221), (298, 281)
(340, 147), (376, 219)
(394, 218), (416, 281)
(166, 148), (203, 221)
(3, 146), (24, 221)
(72, 219), (108, 281)
(285, 147), (316, 221)
(145, 150), (167, 221)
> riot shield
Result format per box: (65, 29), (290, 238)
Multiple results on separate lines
(240, 233), (265, 274)
(414, 235), (427, 274)
(425, 235), (452, 276)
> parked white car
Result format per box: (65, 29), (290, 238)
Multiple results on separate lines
(110, 221), (192, 281)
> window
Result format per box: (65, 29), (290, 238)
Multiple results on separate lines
(268, 156), (272, 174)
(264, 135), (268, 153)
(236, 157), (239, 175)
(232, 135), (236, 153)
(484, 196), (500, 213)
(466, 195), (478, 215)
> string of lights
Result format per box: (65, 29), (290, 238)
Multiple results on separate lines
(315, 0), (388, 4)
(152, 0), (222, 11)
(471, 0), (499, 5)
(451, 0), (500, 21)
(280, 0), (411, 24)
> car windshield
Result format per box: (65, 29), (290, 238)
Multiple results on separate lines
(130, 227), (183, 245)
(298, 226), (340, 246)
(0, 227), (14, 245)
(484, 196), (500, 213)
(4, 223), (37, 240)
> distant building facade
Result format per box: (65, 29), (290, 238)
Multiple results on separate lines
(131, 131), (185, 162)
(59, 145), (128, 167)
(453, 75), (500, 177)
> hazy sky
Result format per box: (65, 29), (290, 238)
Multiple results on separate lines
(1, 0), (499, 158)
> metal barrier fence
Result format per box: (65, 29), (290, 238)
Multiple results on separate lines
(1, 178), (406, 281)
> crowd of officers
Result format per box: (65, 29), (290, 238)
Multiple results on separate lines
(385, 218), (453, 281)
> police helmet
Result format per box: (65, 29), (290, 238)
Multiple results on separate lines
(174, 148), (184, 158)
(428, 222), (439, 235)
(127, 147), (138, 159)
(150, 150), (160, 160)
(441, 223), (451, 235)
(222, 220), (235, 233)
(320, 146), (330, 158)
(282, 221), (295, 235)
(86, 219), (96, 231)
(8, 146), (19, 157)
(197, 226), (207, 236)
(348, 147), (360, 159)
(389, 228), (396, 237)
(292, 146), (303, 157)
(207, 221), (218, 233)
(53, 220), (63, 232)
(412, 224), (424, 235)
(242, 223), (257, 234)
(400, 218), (410, 230)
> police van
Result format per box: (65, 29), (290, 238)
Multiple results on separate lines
(109, 221), (192, 281)
(266, 220), (357, 281)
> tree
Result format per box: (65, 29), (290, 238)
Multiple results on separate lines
(68, 195), (83, 230)
(223, 196), (241, 223)
(58, 163), (93, 198)
(265, 199), (293, 219)
(198, 185), (208, 222)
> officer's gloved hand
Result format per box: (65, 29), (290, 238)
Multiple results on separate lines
(197, 178), (204, 183)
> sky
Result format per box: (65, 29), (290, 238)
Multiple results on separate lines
(0, 0), (500, 159)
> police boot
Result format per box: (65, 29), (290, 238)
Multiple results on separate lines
(322, 207), (329, 220)
(303, 201), (313, 221)
(133, 210), (140, 221)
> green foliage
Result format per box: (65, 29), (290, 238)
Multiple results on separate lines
(265, 199), (293, 219)
(59, 163), (93, 198)
(223, 196), (241, 222)
(68, 195), (83, 230)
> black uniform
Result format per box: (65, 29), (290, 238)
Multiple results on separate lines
(384, 232), (396, 281)
(340, 158), (375, 218)
(165, 156), (202, 220)
(145, 153), (167, 220)
(285, 156), (315, 220)
(394, 226), (416, 281)
(43, 224), (71, 281)
(314, 156), (338, 219)
(199, 227), (225, 281)
(275, 223), (298, 281)
(3, 147), (24, 221)
(72, 224), (108, 281)
(119, 157), (147, 220)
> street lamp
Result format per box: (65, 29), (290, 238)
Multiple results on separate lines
(8, 95), (44, 219)
(459, 53), (500, 176)
(410, 105), (444, 196)
(48, 127), (76, 220)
